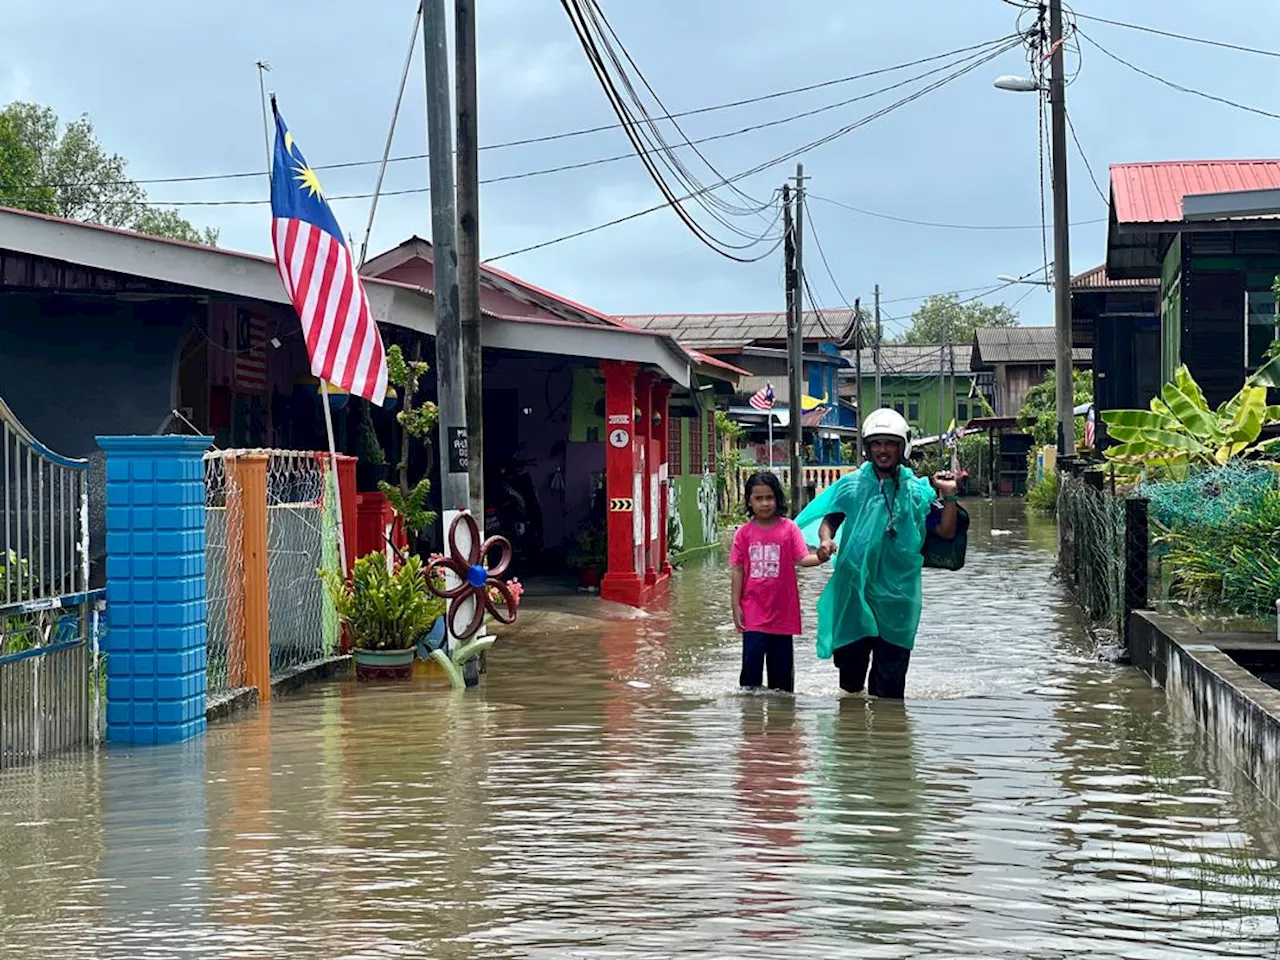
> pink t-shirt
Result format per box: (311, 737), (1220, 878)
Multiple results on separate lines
(729, 517), (809, 636)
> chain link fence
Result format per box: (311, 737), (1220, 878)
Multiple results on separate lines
(266, 452), (340, 676)
(204, 453), (244, 698)
(1058, 472), (1150, 650)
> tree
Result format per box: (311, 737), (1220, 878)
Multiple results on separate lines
(1018, 367), (1092, 447)
(0, 101), (217, 245)
(899, 294), (1019, 346)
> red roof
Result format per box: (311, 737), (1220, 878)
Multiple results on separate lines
(1111, 159), (1280, 224)
(1071, 264), (1158, 291)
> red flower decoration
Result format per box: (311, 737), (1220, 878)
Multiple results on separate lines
(426, 513), (518, 640)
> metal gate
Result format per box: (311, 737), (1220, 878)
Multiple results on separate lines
(0, 397), (102, 768)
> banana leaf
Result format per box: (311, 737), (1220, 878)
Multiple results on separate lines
(1161, 381), (1219, 439)
(1226, 385), (1266, 445)
(1174, 365), (1210, 412)
(1102, 409), (1169, 430)
(1250, 353), (1280, 389)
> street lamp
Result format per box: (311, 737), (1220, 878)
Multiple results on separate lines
(993, 0), (1076, 460)
(997, 273), (1052, 286)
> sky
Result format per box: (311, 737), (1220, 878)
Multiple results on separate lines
(3, 0), (1280, 339)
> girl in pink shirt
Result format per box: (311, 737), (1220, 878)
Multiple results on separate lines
(730, 472), (825, 693)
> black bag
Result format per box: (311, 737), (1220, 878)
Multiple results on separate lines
(922, 502), (969, 571)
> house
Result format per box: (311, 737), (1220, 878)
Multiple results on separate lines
(0, 209), (740, 608)
(1106, 159), (1280, 406)
(970, 326), (1092, 416)
(1070, 264), (1160, 449)
(619, 309), (857, 465)
(839, 343), (978, 441)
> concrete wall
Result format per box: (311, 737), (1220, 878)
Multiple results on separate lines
(668, 472), (716, 558)
(1130, 611), (1280, 805)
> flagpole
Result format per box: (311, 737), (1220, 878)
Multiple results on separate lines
(320, 381), (351, 574)
(767, 412), (774, 469)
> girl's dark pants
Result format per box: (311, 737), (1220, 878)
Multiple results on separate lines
(833, 636), (911, 699)
(740, 632), (794, 693)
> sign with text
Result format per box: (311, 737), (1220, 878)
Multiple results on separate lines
(448, 426), (469, 474)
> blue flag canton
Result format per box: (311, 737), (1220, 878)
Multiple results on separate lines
(270, 110), (345, 244)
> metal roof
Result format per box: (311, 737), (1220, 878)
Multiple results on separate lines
(971, 326), (1091, 367)
(840, 343), (973, 377)
(619, 309), (856, 347)
(1111, 160), (1280, 224)
(1071, 264), (1159, 291)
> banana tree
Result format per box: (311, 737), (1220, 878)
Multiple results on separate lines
(1102, 365), (1280, 479)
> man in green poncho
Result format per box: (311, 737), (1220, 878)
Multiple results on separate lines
(795, 408), (959, 699)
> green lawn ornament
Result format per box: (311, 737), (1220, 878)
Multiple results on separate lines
(425, 513), (518, 689)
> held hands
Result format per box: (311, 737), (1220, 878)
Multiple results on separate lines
(816, 538), (838, 564)
(932, 471), (959, 499)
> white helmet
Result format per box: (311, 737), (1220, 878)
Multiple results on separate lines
(861, 407), (912, 459)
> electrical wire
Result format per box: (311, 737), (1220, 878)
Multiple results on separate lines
(804, 208), (861, 343)
(1070, 10), (1280, 59)
(1079, 30), (1280, 121)
(487, 36), (1024, 263)
(808, 194), (1106, 231)
(1064, 107), (1109, 206)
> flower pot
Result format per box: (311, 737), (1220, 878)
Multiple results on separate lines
(353, 647), (415, 681)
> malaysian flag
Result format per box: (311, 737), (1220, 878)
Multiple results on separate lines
(749, 382), (775, 411)
(1084, 405), (1096, 449)
(270, 100), (387, 405)
(233, 308), (268, 394)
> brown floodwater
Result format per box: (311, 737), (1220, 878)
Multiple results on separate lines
(2, 501), (1279, 958)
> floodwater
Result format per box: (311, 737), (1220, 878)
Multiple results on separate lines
(3, 502), (1280, 959)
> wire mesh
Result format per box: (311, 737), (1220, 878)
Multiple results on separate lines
(204, 452), (244, 697)
(1058, 475), (1127, 643)
(266, 452), (340, 676)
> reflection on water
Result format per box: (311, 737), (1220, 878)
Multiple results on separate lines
(1, 501), (1279, 958)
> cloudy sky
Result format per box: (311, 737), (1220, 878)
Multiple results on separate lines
(4, 1), (1279, 337)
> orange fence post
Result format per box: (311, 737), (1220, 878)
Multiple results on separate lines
(224, 454), (247, 690)
(236, 453), (271, 703)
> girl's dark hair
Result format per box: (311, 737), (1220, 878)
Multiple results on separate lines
(743, 471), (788, 517)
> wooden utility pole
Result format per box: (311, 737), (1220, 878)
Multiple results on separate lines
(1049, 0), (1075, 457)
(788, 163), (806, 511)
(422, 0), (470, 524)
(938, 339), (948, 444)
(782, 183), (798, 508)
(873, 284), (883, 409)
(456, 0), (485, 517)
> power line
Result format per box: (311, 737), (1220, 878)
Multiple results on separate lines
(809, 193), (1105, 231)
(485, 37), (1023, 263)
(20, 36), (1022, 193)
(1071, 10), (1280, 59)
(1079, 31), (1280, 121)
(1064, 108), (1108, 206)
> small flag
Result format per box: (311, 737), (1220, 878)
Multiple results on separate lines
(1085, 405), (1096, 449)
(270, 99), (387, 405)
(749, 382), (775, 411)
(233, 308), (269, 394)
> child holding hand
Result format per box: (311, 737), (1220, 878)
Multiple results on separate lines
(730, 471), (826, 693)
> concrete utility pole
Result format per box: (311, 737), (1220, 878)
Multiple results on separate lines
(938, 339), (948, 442)
(873, 283), (883, 409)
(782, 183), (799, 509)
(1049, 0), (1075, 457)
(853, 297), (863, 463)
(789, 163), (807, 511)
(422, 0), (469, 522)
(456, 0), (485, 517)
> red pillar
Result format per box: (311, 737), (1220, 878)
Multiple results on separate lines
(600, 360), (644, 607)
(636, 372), (657, 585)
(654, 383), (671, 576)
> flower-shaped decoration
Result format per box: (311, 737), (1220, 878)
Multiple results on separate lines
(426, 512), (518, 640)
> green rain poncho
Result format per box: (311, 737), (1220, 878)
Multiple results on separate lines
(795, 463), (936, 657)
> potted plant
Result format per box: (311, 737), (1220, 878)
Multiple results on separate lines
(355, 401), (389, 492)
(568, 525), (606, 590)
(378, 344), (440, 550)
(319, 552), (444, 680)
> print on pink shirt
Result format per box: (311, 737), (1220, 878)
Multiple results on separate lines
(748, 542), (781, 580)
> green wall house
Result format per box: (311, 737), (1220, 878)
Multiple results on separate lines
(1107, 160), (1280, 407)
(841, 344), (977, 438)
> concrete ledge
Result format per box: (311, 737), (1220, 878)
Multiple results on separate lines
(203, 656), (352, 724)
(1130, 611), (1280, 803)
(271, 656), (352, 697)
(206, 687), (257, 723)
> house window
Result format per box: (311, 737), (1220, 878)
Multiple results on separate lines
(958, 401), (969, 423)
(908, 401), (920, 423)
(668, 417), (684, 476)
(893, 400), (905, 417)
(1246, 289), (1278, 372)
(689, 413), (704, 473)
(706, 415), (717, 473)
